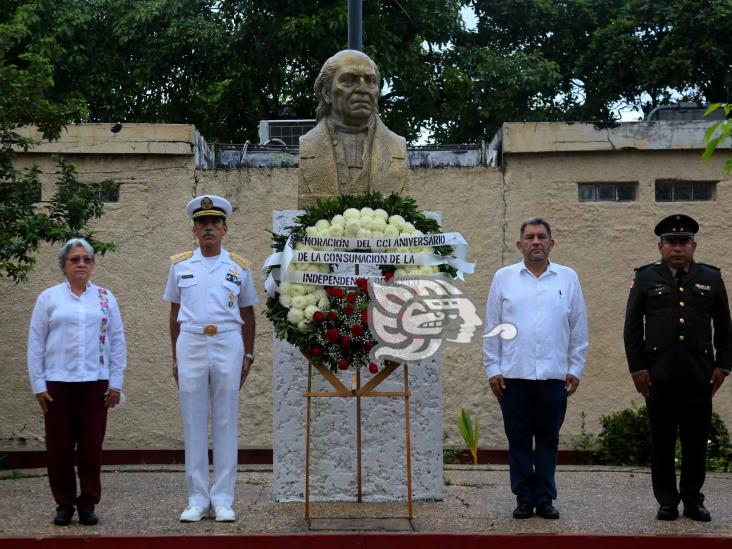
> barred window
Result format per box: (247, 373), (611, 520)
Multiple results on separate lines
(578, 182), (637, 202)
(655, 180), (715, 202)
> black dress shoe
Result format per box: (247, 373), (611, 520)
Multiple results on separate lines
(536, 502), (560, 519)
(683, 504), (711, 522)
(512, 503), (534, 519)
(78, 509), (99, 525)
(53, 507), (75, 526)
(656, 505), (679, 521)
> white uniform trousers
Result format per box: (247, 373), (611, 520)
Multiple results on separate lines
(177, 329), (243, 508)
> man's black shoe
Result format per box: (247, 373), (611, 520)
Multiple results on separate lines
(512, 503), (534, 519)
(536, 502), (560, 519)
(53, 507), (74, 526)
(656, 505), (679, 521)
(683, 504), (711, 522)
(78, 509), (99, 525)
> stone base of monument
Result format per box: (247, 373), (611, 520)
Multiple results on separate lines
(271, 211), (444, 505)
(308, 517), (415, 532)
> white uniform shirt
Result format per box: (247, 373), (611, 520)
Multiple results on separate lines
(163, 248), (259, 324)
(483, 260), (588, 380)
(27, 281), (128, 394)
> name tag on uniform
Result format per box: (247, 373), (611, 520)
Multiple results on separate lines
(695, 283), (711, 291)
(181, 274), (194, 279)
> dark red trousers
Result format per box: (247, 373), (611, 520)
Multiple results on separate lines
(44, 380), (108, 512)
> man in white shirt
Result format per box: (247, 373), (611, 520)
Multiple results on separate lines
(163, 195), (258, 523)
(483, 217), (588, 519)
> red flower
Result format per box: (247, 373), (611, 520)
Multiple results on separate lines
(343, 304), (354, 316)
(356, 278), (369, 291)
(327, 311), (338, 322)
(338, 359), (349, 370)
(313, 311), (325, 324)
(310, 346), (323, 357)
(368, 363), (379, 374)
(341, 336), (351, 349)
(346, 292), (358, 303)
(364, 340), (375, 352)
(325, 328), (339, 343)
(361, 310), (368, 324)
(326, 287), (341, 297)
(384, 271), (395, 282)
(351, 324), (363, 337)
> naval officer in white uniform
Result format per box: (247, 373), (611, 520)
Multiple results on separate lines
(163, 195), (258, 522)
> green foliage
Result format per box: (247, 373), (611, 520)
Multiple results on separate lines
(595, 404), (732, 472)
(0, 6), (116, 282)
(596, 405), (651, 466)
(702, 103), (732, 174)
(456, 409), (480, 465)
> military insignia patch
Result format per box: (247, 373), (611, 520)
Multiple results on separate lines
(201, 196), (213, 210)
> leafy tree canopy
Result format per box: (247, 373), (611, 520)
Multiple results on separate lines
(2, 0), (730, 144)
(1, 3), (117, 282)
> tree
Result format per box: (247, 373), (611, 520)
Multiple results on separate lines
(0, 3), (117, 282)
(471, 0), (732, 125)
(703, 103), (732, 173)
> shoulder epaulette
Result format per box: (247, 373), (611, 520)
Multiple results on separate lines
(170, 251), (193, 264)
(634, 261), (660, 273)
(230, 252), (252, 271)
(698, 262), (721, 271)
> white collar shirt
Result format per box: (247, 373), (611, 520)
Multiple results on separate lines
(483, 260), (588, 380)
(27, 281), (128, 394)
(163, 247), (259, 325)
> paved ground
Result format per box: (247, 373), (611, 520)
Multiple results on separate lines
(0, 464), (730, 538)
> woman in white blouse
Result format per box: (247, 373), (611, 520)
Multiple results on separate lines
(27, 238), (127, 527)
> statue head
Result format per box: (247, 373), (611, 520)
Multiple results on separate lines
(314, 50), (381, 126)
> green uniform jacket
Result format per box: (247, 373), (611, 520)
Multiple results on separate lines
(624, 260), (732, 384)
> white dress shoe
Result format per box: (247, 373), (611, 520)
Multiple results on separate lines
(179, 505), (208, 522)
(213, 506), (236, 522)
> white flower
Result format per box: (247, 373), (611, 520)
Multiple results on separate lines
(372, 218), (387, 233)
(394, 268), (407, 277)
(297, 320), (310, 332)
(304, 305), (319, 319)
(315, 219), (330, 230)
(357, 228), (372, 238)
(279, 294), (293, 307)
(287, 307), (304, 324)
(360, 216), (373, 230)
(292, 295), (308, 310)
(328, 225), (344, 237)
(360, 207), (375, 217)
(345, 221), (361, 236)
(418, 265), (436, 275)
(290, 284), (306, 296)
(344, 208), (360, 219)
(331, 214), (345, 226)
(374, 208), (388, 221)
(402, 222), (415, 233)
(318, 297), (330, 310)
(280, 282), (293, 296)
(384, 225), (399, 237)
(305, 293), (318, 306)
(388, 214), (406, 229)
(305, 226), (318, 236)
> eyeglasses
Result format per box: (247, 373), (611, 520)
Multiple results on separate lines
(67, 255), (94, 264)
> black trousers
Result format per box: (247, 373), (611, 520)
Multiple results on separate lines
(45, 380), (109, 512)
(498, 379), (567, 506)
(646, 379), (711, 507)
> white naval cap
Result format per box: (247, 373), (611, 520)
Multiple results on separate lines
(185, 195), (232, 220)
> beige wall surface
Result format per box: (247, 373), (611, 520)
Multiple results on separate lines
(2, 124), (731, 454)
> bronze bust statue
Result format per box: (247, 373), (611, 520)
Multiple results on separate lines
(298, 50), (408, 207)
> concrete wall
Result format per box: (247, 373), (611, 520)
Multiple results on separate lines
(2, 122), (731, 454)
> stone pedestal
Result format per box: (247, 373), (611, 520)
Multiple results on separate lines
(271, 210), (444, 502)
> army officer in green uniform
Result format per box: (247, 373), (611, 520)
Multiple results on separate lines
(624, 214), (732, 522)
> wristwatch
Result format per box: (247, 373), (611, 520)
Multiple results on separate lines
(244, 353), (255, 364)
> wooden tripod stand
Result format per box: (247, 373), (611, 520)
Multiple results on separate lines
(303, 360), (414, 520)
